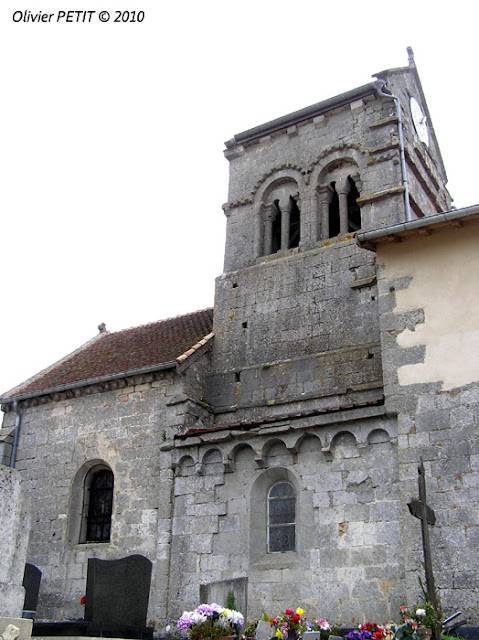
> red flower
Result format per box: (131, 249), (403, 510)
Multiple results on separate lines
(293, 614), (300, 622)
(285, 610), (293, 616)
(80, 596), (86, 605)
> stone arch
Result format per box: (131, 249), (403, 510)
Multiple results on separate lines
(201, 448), (224, 475)
(177, 454), (196, 477)
(297, 433), (324, 463)
(367, 428), (391, 445)
(262, 438), (292, 467)
(229, 443), (256, 471)
(330, 431), (358, 459)
(254, 170), (305, 257)
(310, 149), (365, 241)
(249, 467), (302, 563)
(67, 458), (114, 546)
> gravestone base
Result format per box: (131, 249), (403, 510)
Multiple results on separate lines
(0, 616), (33, 640)
(32, 622), (153, 640)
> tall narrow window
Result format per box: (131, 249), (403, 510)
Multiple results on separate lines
(268, 481), (296, 552)
(85, 468), (114, 543)
(328, 176), (361, 237)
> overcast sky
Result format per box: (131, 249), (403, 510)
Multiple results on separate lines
(0, 0), (477, 396)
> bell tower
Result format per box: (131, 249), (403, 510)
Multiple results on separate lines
(205, 51), (451, 425)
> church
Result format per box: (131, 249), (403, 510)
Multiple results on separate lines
(1, 49), (478, 629)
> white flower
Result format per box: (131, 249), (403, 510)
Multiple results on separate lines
(416, 609), (426, 617)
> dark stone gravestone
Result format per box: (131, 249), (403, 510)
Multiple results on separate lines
(22, 563), (42, 619)
(85, 554), (153, 635)
(33, 555), (153, 639)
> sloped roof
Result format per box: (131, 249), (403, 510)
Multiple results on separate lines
(3, 308), (214, 400)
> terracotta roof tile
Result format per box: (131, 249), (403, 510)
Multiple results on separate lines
(5, 308), (213, 398)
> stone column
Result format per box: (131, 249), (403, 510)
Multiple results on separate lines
(263, 206), (274, 256)
(336, 178), (352, 235)
(280, 198), (291, 251)
(318, 185), (334, 240)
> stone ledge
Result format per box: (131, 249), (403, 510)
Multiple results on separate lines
(0, 618), (32, 640)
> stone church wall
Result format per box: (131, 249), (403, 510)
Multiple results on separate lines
(375, 219), (479, 622)
(4, 360), (211, 624)
(168, 413), (404, 626)
(207, 238), (382, 426)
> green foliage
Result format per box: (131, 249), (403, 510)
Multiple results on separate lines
(226, 590), (236, 611)
(261, 610), (271, 623)
(244, 621), (259, 638)
(188, 620), (226, 640)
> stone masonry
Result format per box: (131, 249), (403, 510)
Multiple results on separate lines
(1, 52), (477, 631)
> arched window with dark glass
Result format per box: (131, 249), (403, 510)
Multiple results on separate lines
(267, 481), (296, 552)
(85, 468), (114, 543)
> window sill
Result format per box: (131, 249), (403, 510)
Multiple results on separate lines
(251, 551), (300, 570)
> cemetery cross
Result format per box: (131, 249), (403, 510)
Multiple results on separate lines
(407, 459), (440, 640)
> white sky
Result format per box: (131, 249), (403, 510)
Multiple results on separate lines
(0, 0), (477, 396)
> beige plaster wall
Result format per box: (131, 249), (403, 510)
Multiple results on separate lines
(379, 220), (479, 390)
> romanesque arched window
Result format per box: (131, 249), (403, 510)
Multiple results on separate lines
(317, 166), (362, 240)
(83, 467), (114, 543)
(267, 481), (296, 552)
(262, 184), (300, 256)
(327, 176), (361, 237)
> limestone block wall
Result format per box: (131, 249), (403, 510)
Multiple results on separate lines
(378, 68), (452, 217)
(375, 218), (479, 623)
(3, 363), (211, 625)
(168, 411), (403, 627)
(0, 466), (30, 617)
(223, 91), (404, 274)
(206, 239), (382, 423)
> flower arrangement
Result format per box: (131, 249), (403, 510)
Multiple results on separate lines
(270, 608), (306, 639)
(306, 618), (340, 640)
(177, 603), (244, 640)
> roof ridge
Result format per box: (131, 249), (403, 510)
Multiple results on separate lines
(107, 307), (214, 336)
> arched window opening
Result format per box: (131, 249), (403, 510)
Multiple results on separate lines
(327, 176), (361, 238)
(347, 177), (361, 232)
(262, 186), (301, 256)
(267, 481), (296, 553)
(328, 182), (340, 238)
(289, 197), (300, 249)
(84, 468), (114, 543)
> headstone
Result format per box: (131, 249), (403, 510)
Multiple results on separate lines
(33, 555), (153, 639)
(199, 577), (247, 623)
(86, 555), (152, 634)
(22, 565), (42, 620)
(255, 621), (273, 640)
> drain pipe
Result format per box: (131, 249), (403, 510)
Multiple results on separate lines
(9, 400), (22, 468)
(376, 81), (412, 222)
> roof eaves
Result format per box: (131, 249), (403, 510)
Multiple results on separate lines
(0, 332), (106, 400)
(356, 205), (479, 248)
(229, 81), (380, 146)
(0, 359), (177, 405)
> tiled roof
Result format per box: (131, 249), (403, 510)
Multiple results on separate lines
(4, 308), (214, 399)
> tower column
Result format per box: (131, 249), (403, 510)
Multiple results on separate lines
(263, 206), (274, 255)
(336, 178), (352, 235)
(318, 185), (334, 240)
(280, 198), (291, 250)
